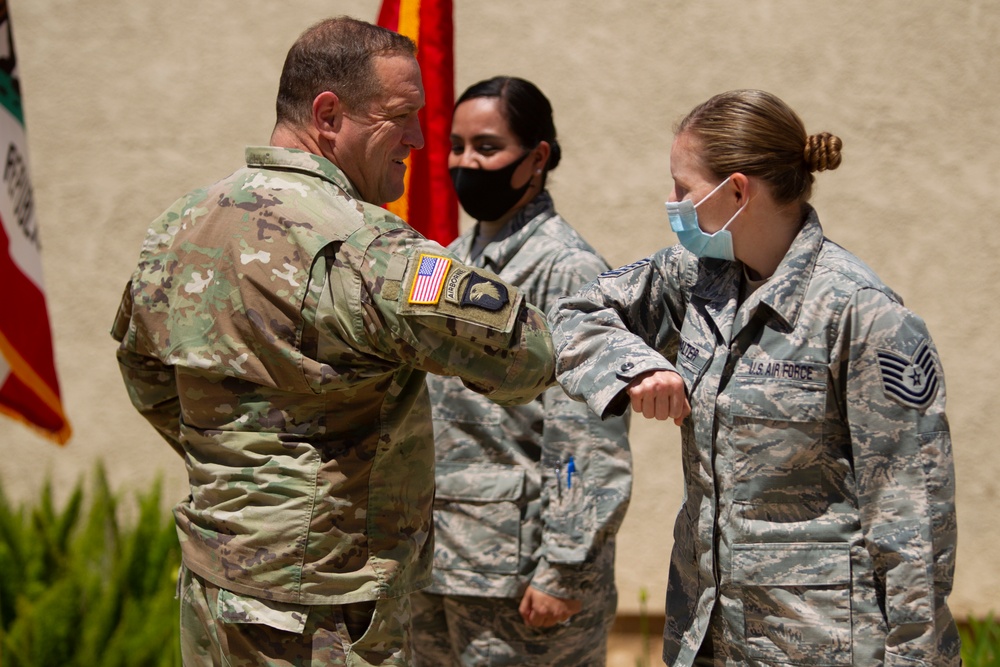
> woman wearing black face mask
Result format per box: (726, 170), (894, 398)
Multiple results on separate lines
(410, 77), (633, 666)
(447, 78), (554, 253)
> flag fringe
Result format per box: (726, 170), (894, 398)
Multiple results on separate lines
(0, 401), (71, 445)
(0, 327), (71, 442)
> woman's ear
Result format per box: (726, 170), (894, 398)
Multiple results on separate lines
(531, 141), (552, 174)
(731, 172), (751, 204)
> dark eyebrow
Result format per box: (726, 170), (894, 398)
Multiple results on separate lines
(450, 132), (506, 143)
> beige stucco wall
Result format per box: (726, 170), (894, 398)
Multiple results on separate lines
(2, 0), (997, 618)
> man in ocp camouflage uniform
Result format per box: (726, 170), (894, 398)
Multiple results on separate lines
(551, 208), (959, 666)
(111, 17), (553, 667)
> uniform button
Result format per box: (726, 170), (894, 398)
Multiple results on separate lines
(621, 362), (634, 371)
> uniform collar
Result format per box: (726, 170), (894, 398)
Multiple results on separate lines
(244, 146), (362, 200)
(736, 206), (824, 333)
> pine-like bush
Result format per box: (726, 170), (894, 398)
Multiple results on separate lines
(0, 464), (181, 666)
(963, 612), (1000, 667)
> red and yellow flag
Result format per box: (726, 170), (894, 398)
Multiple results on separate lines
(0, 2), (71, 445)
(377, 0), (458, 245)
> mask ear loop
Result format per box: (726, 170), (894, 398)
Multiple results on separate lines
(696, 176), (751, 235)
(693, 176), (732, 210)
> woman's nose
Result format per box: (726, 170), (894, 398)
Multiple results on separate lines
(455, 149), (481, 168)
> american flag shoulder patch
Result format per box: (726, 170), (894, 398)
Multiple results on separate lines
(408, 254), (452, 305)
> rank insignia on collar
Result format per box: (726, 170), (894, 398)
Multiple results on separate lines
(600, 257), (650, 278)
(876, 339), (939, 409)
(461, 273), (509, 311)
(408, 254), (452, 305)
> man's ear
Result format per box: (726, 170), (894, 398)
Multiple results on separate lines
(312, 91), (342, 140)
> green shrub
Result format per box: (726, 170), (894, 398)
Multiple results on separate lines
(635, 586), (651, 667)
(963, 612), (1000, 667)
(5, 466), (998, 667)
(0, 464), (181, 667)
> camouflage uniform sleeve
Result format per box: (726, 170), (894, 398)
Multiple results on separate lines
(551, 249), (688, 419)
(110, 282), (184, 457)
(841, 287), (957, 666)
(530, 384), (632, 599)
(320, 227), (554, 405)
(529, 250), (633, 599)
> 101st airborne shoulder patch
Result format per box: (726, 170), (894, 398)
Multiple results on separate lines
(407, 254), (452, 305)
(441, 266), (508, 311)
(876, 339), (940, 409)
(460, 273), (509, 311)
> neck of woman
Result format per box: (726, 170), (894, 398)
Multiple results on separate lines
(739, 203), (806, 280)
(476, 217), (508, 241)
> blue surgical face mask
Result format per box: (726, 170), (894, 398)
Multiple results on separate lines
(665, 176), (747, 261)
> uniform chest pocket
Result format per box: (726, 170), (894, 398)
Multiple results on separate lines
(725, 365), (831, 512)
(430, 375), (503, 426)
(729, 360), (827, 422)
(432, 462), (524, 575)
(733, 542), (853, 666)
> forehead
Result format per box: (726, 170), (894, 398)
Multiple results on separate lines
(450, 97), (513, 137)
(670, 132), (711, 180)
(372, 54), (424, 109)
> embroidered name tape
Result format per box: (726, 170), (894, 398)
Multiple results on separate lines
(408, 254), (452, 305)
(679, 339), (701, 364)
(877, 339), (939, 409)
(746, 360), (818, 382)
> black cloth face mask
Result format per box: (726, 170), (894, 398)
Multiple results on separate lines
(449, 151), (532, 222)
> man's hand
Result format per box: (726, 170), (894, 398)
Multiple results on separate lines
(627, 369), (690, 424)
(518, 586), (582, 628)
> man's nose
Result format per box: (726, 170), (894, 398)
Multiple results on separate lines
(405, 116), (424, 150)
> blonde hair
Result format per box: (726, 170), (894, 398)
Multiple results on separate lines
(675, 89), (842, 205)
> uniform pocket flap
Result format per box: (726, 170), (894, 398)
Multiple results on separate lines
(435, 461), (525, 502)
(217, 589), (307, 633)
(732, 542), (850, 586)
(731, 362), (827, 422)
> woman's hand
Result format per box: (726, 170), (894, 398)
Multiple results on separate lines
(627, 369), (691, 424)
(518, 586), (583, 628)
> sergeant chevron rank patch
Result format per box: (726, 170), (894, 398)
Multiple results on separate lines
(876, 339), (939, 409)
(461, 273), (508, 311)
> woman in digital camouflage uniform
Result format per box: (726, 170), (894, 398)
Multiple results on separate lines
(410, 77), (633, 667)
(551, 89), (959, 667)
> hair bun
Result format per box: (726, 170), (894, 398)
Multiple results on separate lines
(804, 132), (843, 172)
(547, 139), (562, 171)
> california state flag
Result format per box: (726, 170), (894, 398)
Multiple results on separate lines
(0, 2), (71, 445)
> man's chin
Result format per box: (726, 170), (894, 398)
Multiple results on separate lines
(382, 184), (406, 207)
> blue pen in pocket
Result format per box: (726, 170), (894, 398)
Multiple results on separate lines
(566, 455), (575, 490)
